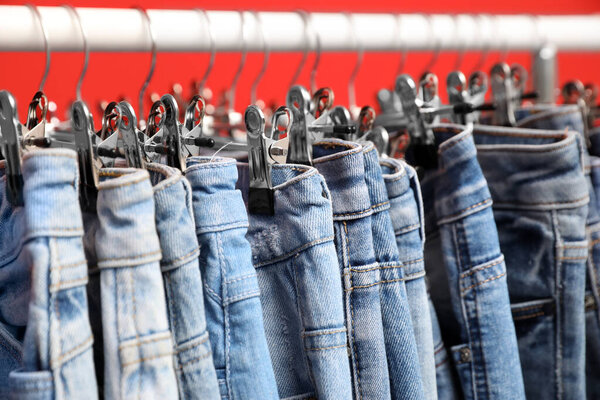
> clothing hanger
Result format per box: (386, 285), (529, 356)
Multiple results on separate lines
(250, 11), (269, 109)
(289, 10), (310, 89)
(309, 12), (322, 94)
(138, 7), (157, 132)
(346, 12), (363, 119)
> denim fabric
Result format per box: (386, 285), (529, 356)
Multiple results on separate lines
(83, 168), (178, 400)
(380, 157), (438, 400)
(185, 157), (278, 400)
(0, 149), (98, 400)
(421, 124), (526, 400)
(471, 123), (588, 399)
(430, 297), (458, 400)
(236, 161), (353, 400)
(362, 144), (425, 399)
(515, 106), (600, 399)
(312, 139), (392, 399)
(147, 163), (220, 400)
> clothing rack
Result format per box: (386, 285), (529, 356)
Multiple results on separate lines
(0, 6), (599, 102)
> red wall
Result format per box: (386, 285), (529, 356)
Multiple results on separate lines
(1, 0), (599, 123)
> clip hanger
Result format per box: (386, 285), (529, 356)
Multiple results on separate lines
(71, 100), (100, 212)
(447, 71), (489, 124)
(97, 101), (146, 168)
(356, 105), (390, 157)
(0, 91), (25, 206)
(246, 105), (290, 215)
(286, 85), (314, 165)
(181, 95), (215, 157)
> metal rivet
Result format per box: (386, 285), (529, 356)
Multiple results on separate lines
(459, 347), (472, 363)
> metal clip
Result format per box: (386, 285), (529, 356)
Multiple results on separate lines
(22, 91), (51, 149)
(143, 100), (166, 163)
(447, 71), (489, 124)
(71, 100), (100, 212)
(246, 105), (289, 215)
(0, 90), (24, 206)
(356, 106), (389, 157)
(181, 95), (215, 156)
(562, 80), (590, 144)
(286, 85), (314, 165)
(97, 101), (146, 168)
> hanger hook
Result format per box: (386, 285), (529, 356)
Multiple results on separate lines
(228, 11), (247, 113)
(309, 13), (322, 93)
(346, 12), (363, 116)
(250, 11), (270, 106)
(453, 14), (466, 72)
(63, 5), (88, 102)
(496, 15), (509, 63)
(395, 14), (407, 76)
(196, 9), (216, 94)
(138, 7), (157, 129)
(421, 14), (441, 77)
(27, 4), (50, 92)
(472, 14), (491, 73)
(289, 10), (310, 88)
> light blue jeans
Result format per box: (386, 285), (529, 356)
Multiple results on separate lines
(236, 161), (353, 400)
(0, 149), (98, 399)
(84, 167), (178, 400)
(380, 157), (438, 400)
(186, 157), (279, 400)
(148, 163), (220, 399)
(313, 139), (392, 399)
(422, 125), (526, 399)
(362, 143), (425, 399)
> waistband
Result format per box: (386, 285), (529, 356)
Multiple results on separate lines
(95, 168), (161, 268)
(185, 156), (249, 234)
(312, 139), (372, 221)
(147, 163), (199, 270)
(515, 104), (585, 134)
(380, 158), (425, 241)
(420, 124), (492, 225)
(236, 162), (334, 267)
(467, 123), (588, 210)
(362, 142), (390, 213)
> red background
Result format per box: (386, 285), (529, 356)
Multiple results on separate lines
(1, 0), (599, 123)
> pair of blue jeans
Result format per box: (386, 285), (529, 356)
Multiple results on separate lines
(236, 160), (353, 400)
(421, 124), (526, 399)
(312, 140), (392, 399)
(472, 122), (588, 399)
(380, 157), (443, 400)
(185, 157), (278, 400)
(83, 167), (179, 399)
(362, 143), (425, 399)
(0, 149), (98, 400)
(147, 163), (220, 399)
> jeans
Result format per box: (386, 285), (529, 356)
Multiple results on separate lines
(472, 122), (588, 399)
(362, 143), (425, 399)
(430, 297), (458, 400)
(147, 163), (220, 400)
(83, 168), (178, 400)
(236, 161), (353, 400)
(185, 157), (278, 400)
(0, 149), (98, 400)
(421, 125), (526, 400)
(380, 157), (438, 400)
(313, 139), (392, 399)
(516, 105), (598, 399)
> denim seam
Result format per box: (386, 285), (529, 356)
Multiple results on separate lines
(272, 167), (319, 190)
(492, 195), (589, 208)
(552, 209), (563, 399)
(217, 232), (233, 400)
(55, 260), (87, 270)
(223, 290), (261, 306)
(0, 327), (22, 361)
(460, 273), (506, 294)
(438, 130), (471, 154)
(345, 277), (406, 291)
(513, 311), (545, 321)
(121, 351), (174, 368)
(312, 150), (362, 165)
(195, 221), (249, 235)
(97, 249), (162, 263)
(175, 334), (210, 354)
(49, 277), (88, 292)
(403, 257), (424, 265)
(185, 160), (237, 172)
(395, 223), (421, 235)
(51, 335), (94, 369)
(437, 199), (493, 225)
(343, 220), (362, 399)
(301, 328), (346, 337)
(253, 236), (334, 268)
(404, 270), (426, 280)
(165, 274), (179, 349)
(459, 256), (504, 278)
(203, 284), (222, 303)
(333, 207), (373, 218)
(97, 175), (148, 190)
(517, 110), (580, 127)
(160, 247), (200, 270)
(476, 139), (574, 154)
(305, 344), (347, 352)
(177, 351), (212, 369)
(224, 273), (256, 284)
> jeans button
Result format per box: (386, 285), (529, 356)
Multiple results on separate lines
(459, 347), (472, 363)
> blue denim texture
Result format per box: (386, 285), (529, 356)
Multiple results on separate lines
(83, 167), (179, 400)
(380, 157), (438, 400)
(147, 163), (220, 400)
(362, 144), (425, 399)
(472, 122), (588, 399)
(185, 157), (278, 400)
(421, 124), (526, 400)
(0, 149), (98, 400)
(236, 161), (353, 400)
(312, 139), (392, 399)
(430, 297), (458, 400)
(514, 106), (594, 399)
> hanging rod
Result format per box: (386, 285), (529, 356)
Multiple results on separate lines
(0, 6), (599, 53)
